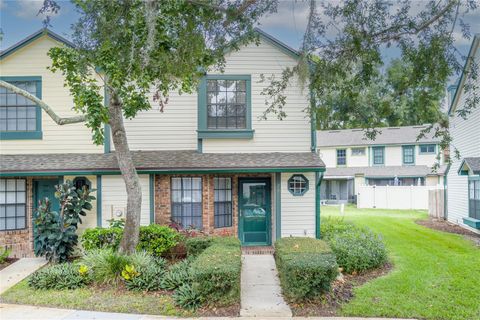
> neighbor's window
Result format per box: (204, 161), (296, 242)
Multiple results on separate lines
(337, 149), (347, 165)
(0, 179), (27, 230)
(419, 144), (436, 154)
(403, 146), (415, 165)
(351, 147), (366, 156)
(214, 177), (232, 228)
(288, 174), (309, 196)
(0, 79), (42, 139)
(207, 79), (247, 129)
(171, 177), (202, 229)
(469, 179), (480, 220)
(372, 147), (384, 165)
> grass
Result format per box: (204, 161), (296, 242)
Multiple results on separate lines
(322, 205), (480, 320)
(0, 279), (191, 317)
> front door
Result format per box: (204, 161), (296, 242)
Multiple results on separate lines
(238, 178), (271, 246)
(33, 179), (61, 249)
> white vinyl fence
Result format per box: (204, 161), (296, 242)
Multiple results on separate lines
(357, 185), (444, 210)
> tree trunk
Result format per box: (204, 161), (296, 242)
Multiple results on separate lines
(108, 91), (142, 254)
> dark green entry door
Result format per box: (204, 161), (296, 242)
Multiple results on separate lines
(238, 178), (271, 246)
(33, 179), (61, 249)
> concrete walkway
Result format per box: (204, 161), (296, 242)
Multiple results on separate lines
(240, 254), (292, 317)
(0, 304), (417, 319)
(0, 258), (47, 294)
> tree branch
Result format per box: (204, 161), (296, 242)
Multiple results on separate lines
(0, 80), (86, 125)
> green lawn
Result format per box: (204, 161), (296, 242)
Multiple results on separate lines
(322, 205), (480, 320)
(0, 280), (191, 317)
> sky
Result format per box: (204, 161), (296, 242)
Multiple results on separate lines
(1, 0), (479, 61)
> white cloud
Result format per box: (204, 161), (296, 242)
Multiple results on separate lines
(258, 1), (310, 33)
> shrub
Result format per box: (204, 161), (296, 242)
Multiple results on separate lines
(190, 237), (241, 305)
(124, 260), (166, 292)
(82, 249), (153, 284)
(34, 181), (95, 262)
(29, 263), (91, 290)
(320, 217), (355, 240)
(0, 248), (11, 264)
(137, 224), (181, 257)
(173, 283), (201, 310)
(328, 228), (388, 273)
(185, 236), (213, 256)
(161, 259), (193, 290)
(81, 225), (180, 258)
(274, 237), (338, 301)
(81, 227), (122, 251)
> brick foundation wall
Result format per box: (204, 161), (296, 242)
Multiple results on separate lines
(0, 178), (34, 258)
(154, 173), (272, 237)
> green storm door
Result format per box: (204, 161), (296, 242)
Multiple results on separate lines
(238, 178), (271, 246)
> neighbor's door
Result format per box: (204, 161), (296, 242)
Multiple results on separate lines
(238, 178), (271, 246)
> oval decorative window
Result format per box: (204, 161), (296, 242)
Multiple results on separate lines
(287, 174), (309, 196)
(73, 176), (91, 191)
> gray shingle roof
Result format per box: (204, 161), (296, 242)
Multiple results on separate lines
(0, 150), (324, 174)
(463, 157), (480, 174)
(324, 165), (447, 178)
(317, 125), (441, 147)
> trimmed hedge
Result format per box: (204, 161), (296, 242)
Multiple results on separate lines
(81, 225), (181, 257)
(190, 237), (241, 305)
(275, 237), (338, 301)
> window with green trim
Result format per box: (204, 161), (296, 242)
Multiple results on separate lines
(402, 146), (415, 165)
(469, 179), (480, 220)
(198, 75), (253, 139)
(288, 174), (309, 196)
(372, 147), (384, 165)
(0, 77), (42, 140)
(419, 144), (435, 154)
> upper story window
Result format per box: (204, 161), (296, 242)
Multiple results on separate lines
(288, 174), (309, 196)
(198, 75), (253, 139)
(0, 77), (42, 140)
(402, 145), (415, 165)
(372, 146), (384, 165)
(419, 144), (435, 154)
(0, 179), (26, 231)
(337, 149), (347, 165)
(351, 147), (365, 156)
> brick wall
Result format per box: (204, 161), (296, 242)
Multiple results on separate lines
(0, 178), (34, 258)
(154, 173), (272, 237)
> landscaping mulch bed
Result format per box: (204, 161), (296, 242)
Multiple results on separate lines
(289, 262), (393, 317)
(196, 303), (240, 317)
(0, 258), (19, 271)
(417, 218), (480, 246)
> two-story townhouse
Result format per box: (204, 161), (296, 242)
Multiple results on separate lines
(446, 34), (480, 234)
(316, 125), (447, 203)
(0, 29), (325, 257)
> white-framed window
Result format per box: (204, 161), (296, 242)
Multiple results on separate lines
(214, 177), (232, 228)
(0, 179), (27, 230)
(171, 177), (202, 229)
(337, 149), (347, 165)
(351, 147), (366, 156)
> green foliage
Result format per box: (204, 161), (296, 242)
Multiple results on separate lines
(107, 218), (125, 228)
(274, 237), (338, 301)
(81, 227), (123, 251)
(190, 237), (241, 305)
(28, 263), (91, 290)
(81, 249), (153, 284)
(320, 216), (356, 240)
(185, 236), (213, 257)
(328, 228), (388, 274)
(121, 264), (139, 281)
(161, 259), (193, 291)
(34, 180), (95, 262)
(81, 225), (180, 257)
(137, 224), (181, 257)
(173, 283), (202, 311)
(0, 247), (11, 264)
(124, 259), (166, 292)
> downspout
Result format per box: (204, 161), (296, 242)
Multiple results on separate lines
(315, 171), (324, 239)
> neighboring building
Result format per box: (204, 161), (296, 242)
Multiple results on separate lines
(317, 125), (447, 203)
(446, 34), (480, 234)
(0, 29), (325, 257)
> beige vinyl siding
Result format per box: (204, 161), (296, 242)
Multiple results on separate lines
(348, 148), (368, 167)
(0, 36), (103, 154)
(280, 172), (315, 237)
(101, 175), (151, 227)
(416, 150), (440, 166)
(447, 46), (480, 233)
(63, 175), (98, 232)
(318, 148), (338, 167)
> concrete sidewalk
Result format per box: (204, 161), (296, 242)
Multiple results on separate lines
(240, 254), (292, 317)
(0, 303), (417, 320)
(0, 258), (47, 294)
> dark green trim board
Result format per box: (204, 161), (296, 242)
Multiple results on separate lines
(96, 175), (102, 227)
(0, 167), (326, 177)
(463, 217), (480, 229)
(315, 172), (323, 239)
(149, 174), (155, 224)
(1, 76), (43, 140)
(275, 172), (281, 240)
(197, 75), (253, 139)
